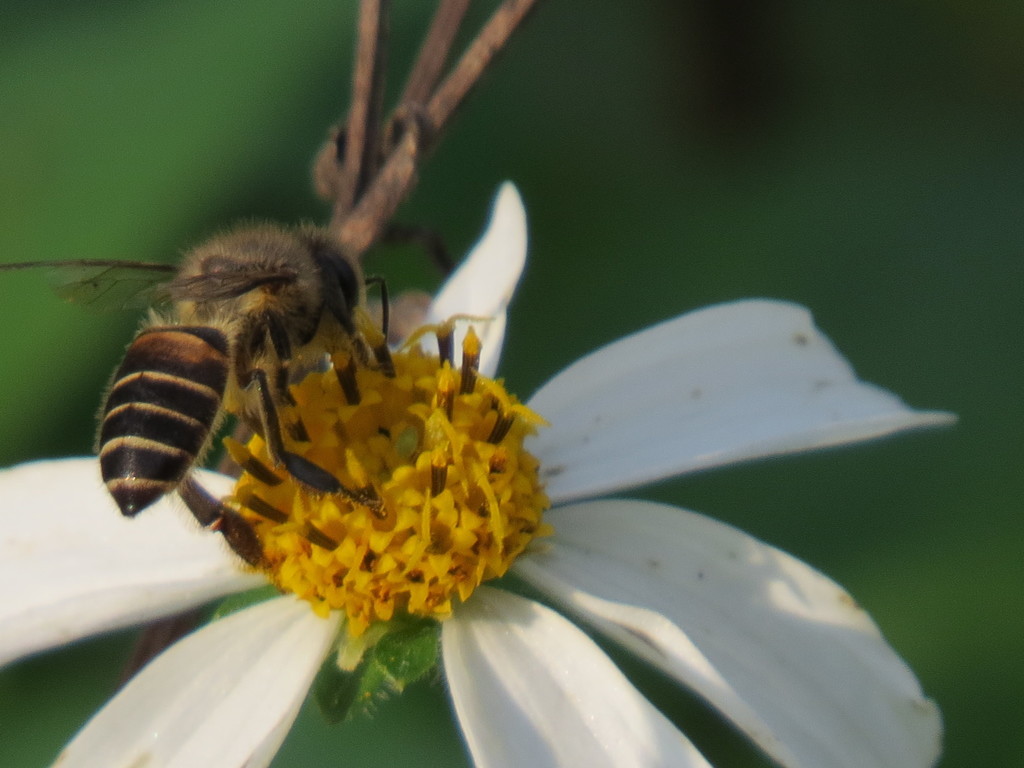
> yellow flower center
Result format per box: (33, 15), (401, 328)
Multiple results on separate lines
(228, 326), (551, 636)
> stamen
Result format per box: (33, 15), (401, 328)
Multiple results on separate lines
(431, 448), (449, 495)
(489, 447), (508, 474)
(435, 367), (457, 422)
(436, 323), (454, 366)
(242, 455), (283, 487)
(334, 356), (360, 404)
(487, 409), (515, 444)
(241, 492), (289, 523)
(224, 438), (282, 486)
(232, 321), (550, 636)
(460, 326), (481, 394)
(305, 522), (339, 550)
(288, 417), (310, 443)
(361, 550), (378, 571)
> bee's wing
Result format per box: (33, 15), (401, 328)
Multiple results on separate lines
(164, 267), (298, 302)
(0, 260), (177, 312)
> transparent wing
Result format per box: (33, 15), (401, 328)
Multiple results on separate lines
(1, 259), (301, 312)
(163, 267), (298, 302)
(0, 260), (176, 312)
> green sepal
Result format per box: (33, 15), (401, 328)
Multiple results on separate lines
(209, 585), (281, 621)
(314, 617), (440, 724)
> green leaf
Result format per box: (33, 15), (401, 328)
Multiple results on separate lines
(374, 622), (441, 686)
(313, 618), (440, 724)
(313, 652), (364, 725)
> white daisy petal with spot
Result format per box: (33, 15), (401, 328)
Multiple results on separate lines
(516, 499), (942, 768)
(0, 459), (260, 667)
(443, 586), (710, 768)
(426, 181), (527, 377)
(56, 596), (339, 768)
(527, 300), (955, 504)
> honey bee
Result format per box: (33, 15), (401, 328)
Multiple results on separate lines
(1, 223), (376, 565)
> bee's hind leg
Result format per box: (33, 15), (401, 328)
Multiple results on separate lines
(179, 475), (264, 566)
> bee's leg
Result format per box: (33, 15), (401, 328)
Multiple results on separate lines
(261, 314), (297, 407)
(317, 268), (374, 366)
(235, 320), (340, 493)
(239, 326), (381, 509)
(242, 364), (384, 512)
(257, 317), (314, 442)
(364, 275), (390, 339)
(370, 290), (431, 346)
(179, 475), (263, 566)
(319, 258), (358, 336)
(246, 365), (344, 495)
(363, 275), (395, 375)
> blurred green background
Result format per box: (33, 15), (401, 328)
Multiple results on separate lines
(0, 1), (1020, 766)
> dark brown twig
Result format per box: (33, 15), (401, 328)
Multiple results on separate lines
(332, 0), (539, 255)
(337, 113), (421, 256)
(397, 0), (471, 109)
(333, 0), (391, 219)
(425, 0), (536, 141)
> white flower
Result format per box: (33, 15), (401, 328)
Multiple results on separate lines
(0, 183), (950, 768)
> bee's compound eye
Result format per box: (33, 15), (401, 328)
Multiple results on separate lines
(334, 255), (360, 308)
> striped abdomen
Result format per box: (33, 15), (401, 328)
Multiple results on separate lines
(100, 326), (229, 516)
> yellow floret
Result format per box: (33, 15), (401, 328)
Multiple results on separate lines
(229, 330), (550, 636)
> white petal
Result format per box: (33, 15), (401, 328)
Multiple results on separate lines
(516, 500), (942, 768)
(56, 596), (340, 768)
(442, 587), (710, 768)
(426, 181), (527, 377)
(527, 300), (954, 504)
(0, 458), (262, 667)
